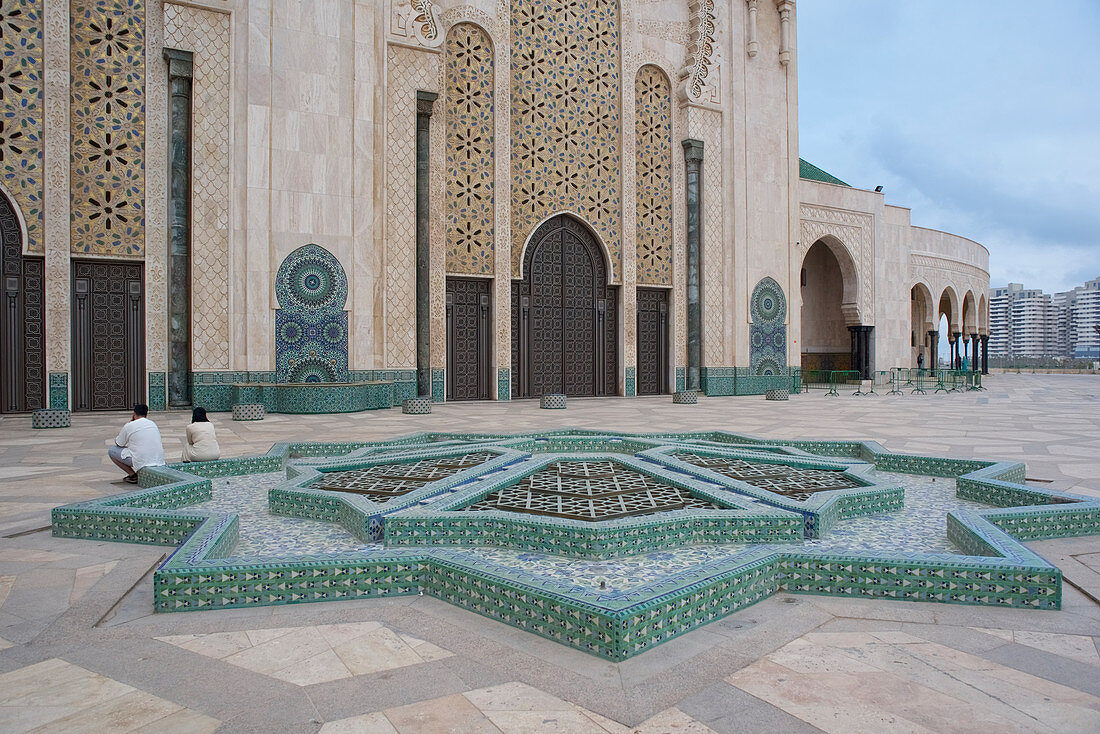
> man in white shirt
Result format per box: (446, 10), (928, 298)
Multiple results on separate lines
(109, 404), (166, 484)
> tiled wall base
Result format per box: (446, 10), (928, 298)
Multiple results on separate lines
(701, 367), (802, 396)
(50, 428), (1100, 661)
(49, 372), (68, 410)
(226, 382), (395, 414)
(191, 370), (416, 412)
(147, 372), (167, 411)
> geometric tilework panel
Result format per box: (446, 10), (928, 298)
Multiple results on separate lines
(70, 0), (146, 255)
(274, 244), (349, 383)
(634, 65), (672, 286)
(163, 4), (231, 370)
(749, 277), (787, 375)
(0, 0), (44, 253)
(445, 23), (493, 275)
(510, 0), (621, 279)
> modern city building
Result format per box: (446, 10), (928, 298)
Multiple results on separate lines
(0, 0), (991, 415)
(990, 278), (1099, 360)
(1059, 277), (1100, 360)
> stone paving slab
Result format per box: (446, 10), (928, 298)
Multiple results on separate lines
(0, 374), (1097, 731)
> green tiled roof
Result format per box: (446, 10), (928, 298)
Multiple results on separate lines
(799, 158), (849, 186)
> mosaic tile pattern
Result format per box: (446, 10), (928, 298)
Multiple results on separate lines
(462, 459), (722, 521)
(48, 371), (67, 409)
(749, 277), (787, 375)
(634, 65), (672, 286)
(673, 452), (859, 501)
(510, 0), (621, 278)
(70, 0), (145, 255)
(0, 0), (44, 253)
(147, 370), (165, 410)
(314, 452), (494, 499)
(275, 244), (349, 384)
(51, 428), (1100, 661)
(188, 472), (373, 559)
(444, 23), (493, 275)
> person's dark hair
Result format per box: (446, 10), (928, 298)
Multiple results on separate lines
(191, 407), (209, 423)
(133, 404), (149, 417)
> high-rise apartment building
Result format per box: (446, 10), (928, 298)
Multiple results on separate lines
(1059, 278), (1100, 359)
(990, 283), (1055, 357)
(992, 278), (1100, 359)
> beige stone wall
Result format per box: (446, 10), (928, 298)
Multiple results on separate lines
(800, 179), (990, 372)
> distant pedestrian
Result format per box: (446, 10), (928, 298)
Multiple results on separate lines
(917, 353), (924, 370)
(108, 404), (166, 484)
(182, 407), (221, 463)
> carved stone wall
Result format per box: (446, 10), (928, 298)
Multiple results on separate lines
(509, 0), (621, 280)
(444, 22), (494, 275)
(690, 106), (724, 365)
(42, 0), (68, 375)
(385, 44), (438, 369)
(634, 64), (672, 287)
(163, 3), (231, 370)
(69, 0), (145, 256)
(0, 0), (45, 254)
(800, 204), (875, 326)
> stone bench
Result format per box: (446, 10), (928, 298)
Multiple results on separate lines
(232, 404), (266, 421)
(32, 409), (71, 429)
(402, 397), (433, 415)
(672, 390), (698, 404)
(765, 388), (789, 401)
(540, 394), (567, 409)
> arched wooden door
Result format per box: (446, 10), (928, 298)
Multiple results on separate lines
(511, 215), (617, 398)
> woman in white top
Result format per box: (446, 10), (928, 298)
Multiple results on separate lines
(182, 407), (221, 462)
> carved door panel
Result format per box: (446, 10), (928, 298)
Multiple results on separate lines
(511, 215), (617, 398)
(636, 287), (669, 395)
(1, 197), (45, 412)
(446, 277), (491, 401)
(72, 261), (144, 411)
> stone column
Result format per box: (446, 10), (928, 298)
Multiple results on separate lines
(682, 139), (704, 392)
(971, 334), (980, 372)
(980, 335), (989, 374)
(927, 330), (938, 368)
(951, 331), (962, 370)
(848, 325), (873, 379)
(164, 49), (193, 407)
(415, 91), (437, 398)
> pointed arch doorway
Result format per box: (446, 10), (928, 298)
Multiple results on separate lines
(511, 215), (618, 398)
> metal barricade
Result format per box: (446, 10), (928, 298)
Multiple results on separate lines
(801, 370), (833, 395)
(830, 370), (863, 396)
(910, 368), (932, 395)
(871, 370), (898, 395)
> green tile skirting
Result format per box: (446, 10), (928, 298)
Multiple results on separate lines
(700, 367), (802, 396)
(51, 427), (1100, 661)
(190, 370), (417, 412)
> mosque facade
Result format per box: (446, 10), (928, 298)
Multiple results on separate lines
(0, 0), (990, 413)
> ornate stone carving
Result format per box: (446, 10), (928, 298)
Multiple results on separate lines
(444, 23), (494, 275)
(682, 0), (717, 103)
(635, 65), (673, 287)
(391, 0), (443, 48)
(69, 0), (146, 256)
(800, 204), (875, 326)
(42, 0), (69, 373)
(386, 45), (438, 368)
(144, 0), (165, 372)
(0, 0), (45, 254)
(164, 3), (231, 371)
(509, 0), (623, 281)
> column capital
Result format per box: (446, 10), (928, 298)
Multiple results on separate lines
(416, 90), (438, 117)
(682, 139), (704, 162)
(163, 48), (193, 78)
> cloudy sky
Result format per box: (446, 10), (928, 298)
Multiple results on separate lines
(797, 1), (1100, 294)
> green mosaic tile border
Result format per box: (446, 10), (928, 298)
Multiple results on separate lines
(50, 427), (1100, 660)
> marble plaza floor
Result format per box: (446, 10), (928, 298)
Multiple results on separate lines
(0, 373), (1098, 733)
